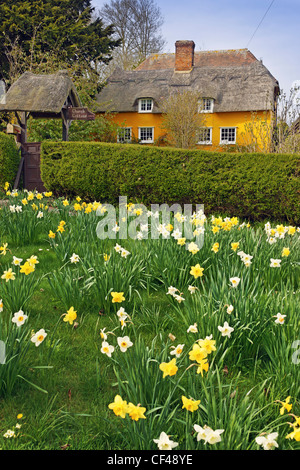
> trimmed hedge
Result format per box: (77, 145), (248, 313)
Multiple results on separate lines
(41, 142), (300, 224)
(0, 132), (20, 189)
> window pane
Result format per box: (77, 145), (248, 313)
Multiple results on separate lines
(118, 128), (131, 142)
(198, 128), (211, 143)
(139, 128), (153, 141)
(221, 128), (236, 143)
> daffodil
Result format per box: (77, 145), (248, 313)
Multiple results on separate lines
(181, 395), (200, 412)
(274, 312), (286, 325)
(127, 403), (146, 421)
(153, 432), (178, 450)
(111, 292), (125, 303)
(255, 432), (279, 450)
(194, 424), (224, 445)
(170, 344), (185, 358)
(189, 343), (207, 363)
(1, 268), (16, 282)
(101, 341), (114, 357)
(197, 335), (216, 354)
(196, 359), (209, 376)
(279, 396), (292, 415)
(108, 395), (129, 418)
(211, 242), (219, 253)
(190, 264), (204, 279)
(230, 277), (240, 288)
(218, 321), (234, 338)
(281, 247), (290, 257)
(63, 306), (77, 325)
(12, 310), (28, 327)
(20, 262), (35, 275)
(117, 336), (133, 352)
(31, 329), (47, 347)
(231, 242), (239, 251)
(159, 358), (178, 378)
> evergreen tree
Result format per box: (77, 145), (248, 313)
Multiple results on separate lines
(0, 0), (121, 95)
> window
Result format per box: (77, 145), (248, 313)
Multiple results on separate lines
(198, 127), (212, 145)
(199, 98), (214, 113)
(117, 127), (132, 143)
(220, 127), (236, 144)
(138, 98), (153, 113)
(139, 127), (154, 143)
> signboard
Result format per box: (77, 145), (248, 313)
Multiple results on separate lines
(66, 107), (95, 121)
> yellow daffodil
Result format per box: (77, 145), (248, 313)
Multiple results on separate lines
(127, 403), (146, 421)
(108, 395), (129, 418)
(63, 306), (77, 325)
(279, 396), (292, 415)
(196, 359), (209, 376)
(111, 292), (125, 303)
(211, 242), (219, 253)
(189, 343), (207, 363)
(190, 264), (204, 279)
(181, 395), (201, 412)
(197, 335), (216, 354)
(281, 247), (290, 257)
(159, 358), (178, 378)
(20, 262), (35, 275)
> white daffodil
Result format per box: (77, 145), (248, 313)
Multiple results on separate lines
(218, 321), (234, 338)
(101, 341), (114, 357)
(12, 310), (28, 327)
(255, 432), (279, 450)
(31, 329), (47, 347)
(153, 432), (178, 450)
(117, 336), (133, 352)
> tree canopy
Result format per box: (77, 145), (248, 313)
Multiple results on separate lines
(0, 0), (121, 95)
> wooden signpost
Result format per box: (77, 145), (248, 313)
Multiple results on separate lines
(66, 106), (95, 121)
(62, 106), (95, 141)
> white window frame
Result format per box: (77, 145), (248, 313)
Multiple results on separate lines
(138, 98), (153, 113)
(197, 127), (212, 145)
(117, 127), (132, 143)
(199, 98), (214, 113)
(220, 127), (237, 145)
(138, 127), (154, 143)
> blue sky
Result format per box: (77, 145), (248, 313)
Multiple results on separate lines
(92, 0), (300, 97)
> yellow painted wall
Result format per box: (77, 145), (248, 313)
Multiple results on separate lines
(111, 109), (273, 151)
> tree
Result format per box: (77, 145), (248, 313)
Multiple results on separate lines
(160, 90), (207, 149)
(99, 0), (165, 73)
(0, 0), (121, 98)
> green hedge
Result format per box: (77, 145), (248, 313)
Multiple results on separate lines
(0, 132), (20, 189)
(41, 142), (300, 224)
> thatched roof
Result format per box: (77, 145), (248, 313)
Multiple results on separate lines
(96, 48), (279, 114)
(0, 70), (82, 117)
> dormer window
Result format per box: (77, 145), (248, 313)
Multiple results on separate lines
(138, 98), (153, 113)
(199, 98), (214, 113)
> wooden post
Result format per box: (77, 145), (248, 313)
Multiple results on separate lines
(61, 109), (71, 141)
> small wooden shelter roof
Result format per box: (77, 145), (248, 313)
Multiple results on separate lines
(0, 70), (82, 118)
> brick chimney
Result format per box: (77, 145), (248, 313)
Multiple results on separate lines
(175, 40), (195, 72)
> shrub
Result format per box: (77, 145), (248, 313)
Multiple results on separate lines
(40, 142), (300, 225)
(0, 132), (20, 188)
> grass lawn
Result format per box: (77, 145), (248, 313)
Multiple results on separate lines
(0, 188), (299, 451)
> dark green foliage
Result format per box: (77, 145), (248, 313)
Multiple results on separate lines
(40, 141), (300, 224)
(0, 0), (121, 89)
(0, 132), (20, 188)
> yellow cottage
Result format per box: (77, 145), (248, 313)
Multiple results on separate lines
(96, 40), (280, 151)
